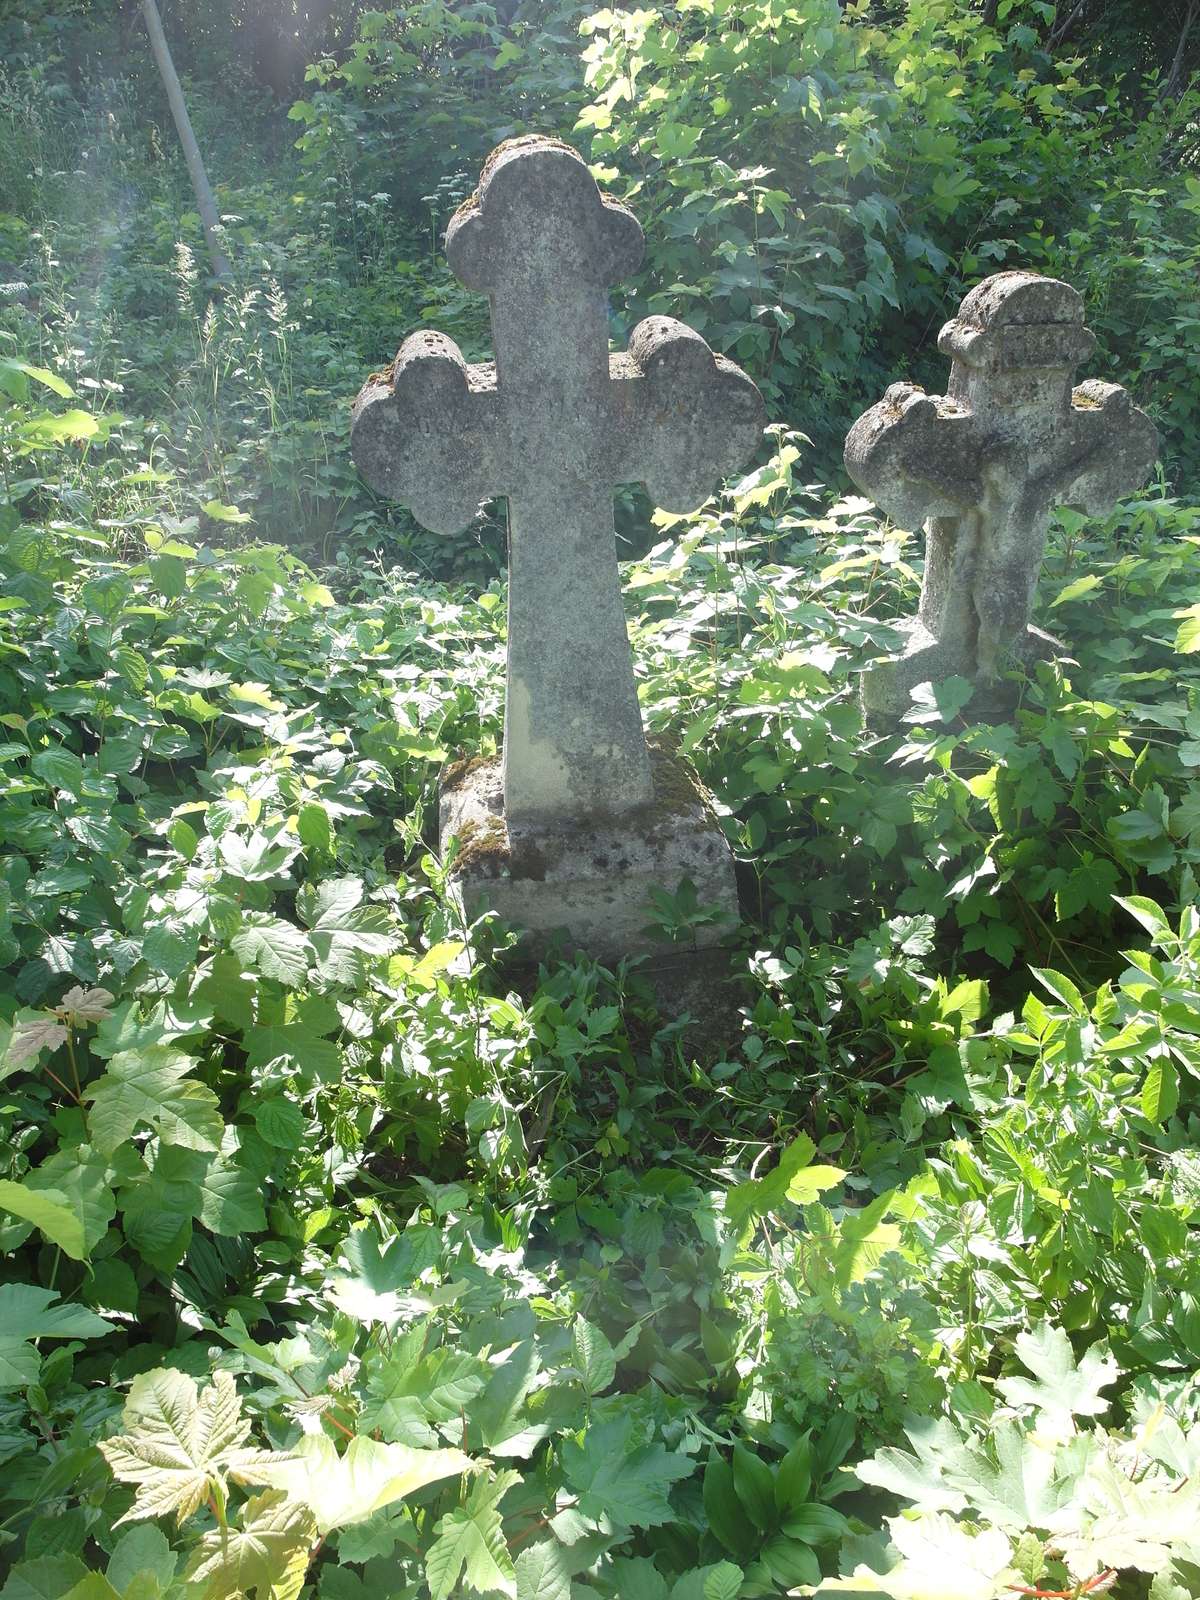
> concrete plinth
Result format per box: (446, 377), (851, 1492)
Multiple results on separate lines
(862, 617), (1063, 719)
(439, 741), (738, 962)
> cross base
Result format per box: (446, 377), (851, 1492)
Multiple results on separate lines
(862, 617), (1068, 720)
(439, 741), (738, 962)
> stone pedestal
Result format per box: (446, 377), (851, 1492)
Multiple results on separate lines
(439, 742), (738, 962)
(863, 616), (1064, 719)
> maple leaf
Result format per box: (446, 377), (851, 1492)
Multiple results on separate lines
(234, 1432), (475, 1534)
(561, 1415), (694, 1529)
(84, 1046), (223, 1155)
(8, 1015), (69, 1066)
(98, 1368), (273, 1525)
(56, 986), (116, 1024)
(182, 1490), (315, 1600)
(996, 1322), (1118, 1429)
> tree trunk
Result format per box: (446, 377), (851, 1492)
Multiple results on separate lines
(1162, 0), (1198, 98)
(139, 0), (231, 281)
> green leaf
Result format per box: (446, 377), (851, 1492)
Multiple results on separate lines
(0, 1284), (112, 1390)
(726, 1133), (818, 1235)
(562, 1416), (693, 1529)
(253, 1097), (306, 1148)
(1050, 572), (1102, 607)
(98, 1369), (263, 1525)
(702, 1564), (743, 1600)
(1115, 894), (1171, 939)
(704, 1451), (755, 1560)
(515, 1542), (573, 1600)
(0, 1176), (89, 1258)
(1029, 966), (1086, 1016)
(201, 500), (253, 523)
(1141, 1057), (1180, 1124)
(995, 1321), (1118, 1425)
(236, 1433), (475, 1535)
(732, 1443), (775, 1532)
(19, 408), (100, 442)
(85, 1047), (223, 1156)
(181, 1490), (314, 1600)
(231, 916), (313, 986)
(571, 1315), (616, 1395)
(0, 1557), (90, 1600)
(31, 746), (85, 794)
(22, 1144), (115, 1256)
(426, 1471), (519, 1600)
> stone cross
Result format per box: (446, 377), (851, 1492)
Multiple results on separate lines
(845, 271), (1158, 716)
(352, 135), (763, 829)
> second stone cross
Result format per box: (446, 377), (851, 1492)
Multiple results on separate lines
(352, 136), (764, 957)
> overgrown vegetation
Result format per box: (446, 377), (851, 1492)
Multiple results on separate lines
(2, 2), (1200, 1598)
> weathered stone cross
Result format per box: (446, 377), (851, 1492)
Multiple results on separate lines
(845, 271), (1157, 716)
(352, 135), (763, 830)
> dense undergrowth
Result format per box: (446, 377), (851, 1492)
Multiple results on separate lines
(3, 1), (1200, 1598)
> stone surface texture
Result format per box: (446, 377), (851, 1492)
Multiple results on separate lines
(844, 270), (1158, 716)
(352, 135), (763, 956)
(440, 743), (737, 960)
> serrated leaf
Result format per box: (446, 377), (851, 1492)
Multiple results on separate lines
(562, 1415), (693, 1528)
(235, 1432), (475, 1534)
(1142, 1057), (1180, 1124)
(426, 1473), (519, 1600)
(995, 1321), (1118, 1426)
(515, 1541), (573, 1600)
(182, 1490), (314, 1600)
(85, 1047), (223, 1155)
(0, 1556), (90, 1600)
(98, 1369), (264, 1526)
(571, 1315), (616, 1395)
(230, 916), (312, 986)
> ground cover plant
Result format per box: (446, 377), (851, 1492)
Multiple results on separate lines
(2, 2), (1200, 1598)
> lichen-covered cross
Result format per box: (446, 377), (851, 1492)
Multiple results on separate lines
(845, 271), (1158, 715)
(352, 136), (763, 827)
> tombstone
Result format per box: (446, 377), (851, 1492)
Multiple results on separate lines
(352, 136), (764, 958)
(844, 270), (1158, 717)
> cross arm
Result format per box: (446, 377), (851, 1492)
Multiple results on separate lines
(1054, 380), (1158, 516)
(611, 317), (764, 512)
(845, 382), (984, 530)
(351, 331), (503, 535)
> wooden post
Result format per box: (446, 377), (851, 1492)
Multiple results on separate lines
(140, 0), (232, 282)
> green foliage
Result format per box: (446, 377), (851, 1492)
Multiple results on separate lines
(2, 3), (1200, 1597)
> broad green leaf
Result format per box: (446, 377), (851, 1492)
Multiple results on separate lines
(562, 1415), (693, 1528)
(0, 1284), (112, 1390)
(995, 1322), (1118, 1426)
(181, 1490), (314, 1600)
(21, 1145), (114, 1257)
(19, 407), (100, 442)
(571, 1315), (616, 1395)
(426, 1471), (519, 1600)
(732, 1443), (775, 1532)
(98, 1368), (265, 1525)
(0, 1178), (87, 1258)
(810, 1512), (1017, 1598)
(1115, 894), (1171, 939)
(0, 1557), (90, 1600)
(1029, 967), (1086, 1016)
(1142, 1057), (1180, 1124)
(85, 1047), (223, 1155)
(231, 916), (313, 986)
(201, 500), (253, 523)
(236, 1432), (475, 1534)
(515, 1541), (573, 1600)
